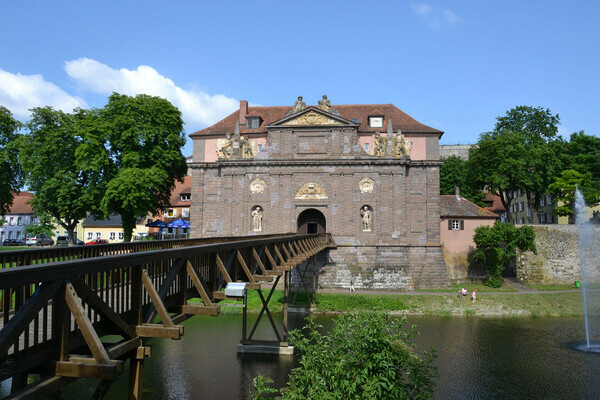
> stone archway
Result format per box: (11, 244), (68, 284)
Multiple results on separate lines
(297, 209), (326, 234)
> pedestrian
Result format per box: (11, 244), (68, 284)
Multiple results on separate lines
(471, 289), (477, 302)
(350, 277), (355, 292)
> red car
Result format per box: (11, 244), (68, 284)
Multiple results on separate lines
(85, 239), (109, 245)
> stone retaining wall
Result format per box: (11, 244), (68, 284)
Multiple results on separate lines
(516, 224), (600, 284)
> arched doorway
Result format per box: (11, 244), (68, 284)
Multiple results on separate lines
(297, 209), (326, 234)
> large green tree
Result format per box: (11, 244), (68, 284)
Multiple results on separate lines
(440, 155), (486, 206)
(253, 312), (437, 400)
(473, 221), (537, 287)
(19, 107), (103, 244)
(468, 106), (563, 223)
(0, 106), (23, 215)
(94, 93), (188, 241)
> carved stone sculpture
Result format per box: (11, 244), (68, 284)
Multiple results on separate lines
(359, 177), (374, 193)
(295, 183), (328, 199)
(291, 96), (306, 114)
(216, 122), (256, 159)
(318, 95), (340, 115)
(373, 132), (385, 157)
(361, 206), (372, 232)
(250, 178), (266, 194)
(252, 206), (263, 232)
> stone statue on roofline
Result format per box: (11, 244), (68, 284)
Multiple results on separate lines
(318, 94), (340, 115)
(216, 121), (256, 160)
(290, 96), (307, 114)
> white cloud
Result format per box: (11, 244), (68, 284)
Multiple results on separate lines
(410, 2), (462, 30)
(64, 58), (238, 128)
(0, 69), (86, 119)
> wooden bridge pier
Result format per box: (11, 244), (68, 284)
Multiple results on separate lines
(0, 233), (334, 399)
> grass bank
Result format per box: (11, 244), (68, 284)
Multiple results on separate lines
(207, 289), (584, 318)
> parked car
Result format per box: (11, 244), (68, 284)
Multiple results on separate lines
(25, 234), (54, 246)
(85, 239), (109, 245)
(2, 238), (26, 246)
(57, 236), (85, 246)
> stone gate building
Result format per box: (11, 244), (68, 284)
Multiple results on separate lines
(188, 96), (449, 289)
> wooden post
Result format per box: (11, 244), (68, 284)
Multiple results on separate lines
(283, 270), (289, 341)
(129, 354), (144, 400)
(312, 255), (317, 308)
(129, 267), (144, 400)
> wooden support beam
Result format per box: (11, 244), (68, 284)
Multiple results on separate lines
(279, 245), (292, 265)
(252, 248), (270, 277)
(0, 280), (62, 362)
(71, 278), (136, 339)
(135, 324), (183, 339)
(143, 258), (185, 324)
(181, 304), (219, 316)
(141, 269), (175, 328)
(55, 359), (123, 380)
(265, 247), (290, 271)
(64, 282), (111, 365)
(212, 291), (226, 300)
(185, 261), (213, 307)
(236, 251), (256, 283)
(215, 255), (232, 283)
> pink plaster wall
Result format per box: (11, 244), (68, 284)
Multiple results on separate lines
(440, 218), (496, 255)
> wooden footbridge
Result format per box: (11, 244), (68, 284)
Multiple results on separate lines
(0, 233), (334, 399)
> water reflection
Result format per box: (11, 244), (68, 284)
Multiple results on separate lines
(58, 315), (600, 400)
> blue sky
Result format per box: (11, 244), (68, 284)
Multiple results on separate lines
(1, 1), (599, 156)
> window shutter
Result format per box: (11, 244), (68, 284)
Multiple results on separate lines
(460, 220), (464, 230)
(448, 220), (452, 230)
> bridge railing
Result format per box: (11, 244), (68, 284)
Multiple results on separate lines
(0, 233), (295, 271)
(0, 233), (333, 398)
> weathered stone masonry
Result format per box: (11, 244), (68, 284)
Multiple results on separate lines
(189, 101), (449, 289)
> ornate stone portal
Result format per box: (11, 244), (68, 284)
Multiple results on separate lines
(295, 183), (328, 199)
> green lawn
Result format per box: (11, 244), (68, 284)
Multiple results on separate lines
(0, 246), (29, 252)
(525, 283), (580, 291)
(422, 283), (517, 293)
(199, 289), (584, 317)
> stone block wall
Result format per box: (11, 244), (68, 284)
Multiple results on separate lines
(516, 225), (600, 284)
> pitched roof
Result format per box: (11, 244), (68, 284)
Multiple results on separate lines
(483, 193), (506, 214)
(82, 213), (145, 227)
(169, 176), (191, 206)
(190, 103), (443, 137)
(8, 192), (34, 215)
(440, 195), (499, 218)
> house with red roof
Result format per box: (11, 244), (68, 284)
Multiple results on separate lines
(1, 192), (35, 244)
(440, 189), (499, 279)
(149, 176), (191, 238)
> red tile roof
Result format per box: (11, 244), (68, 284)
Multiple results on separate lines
(440, 195), (499, 218)
(169, 176), (191, 206)
(483, 193), (506, 214)
(190, 103), (443, 137)
(8, 192), (34, 214)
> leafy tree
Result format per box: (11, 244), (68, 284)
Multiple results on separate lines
(549, 169), (598, 222)
(19, 107), (103, 245)
(94, 93), (188, 241)
(473, 221), (537, 287)
(440, 155), (486, 206)
(23, 212), (55, 238)
(468, 106), (563, 223)
(253, 312), (437, 400)
(0, 106), (23, 215)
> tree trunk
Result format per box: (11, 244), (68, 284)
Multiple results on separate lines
(121, 213), (136, 242)
(527, 193), (541, 224)
(499, 190), (513, 223)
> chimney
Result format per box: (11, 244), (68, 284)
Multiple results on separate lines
(455, 187), (460, 199)
(239, 100), (248, 125)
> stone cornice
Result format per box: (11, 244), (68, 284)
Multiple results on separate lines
(189, 159), (443, 169)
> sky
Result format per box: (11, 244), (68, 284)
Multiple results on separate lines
(1, 1), (599, 157)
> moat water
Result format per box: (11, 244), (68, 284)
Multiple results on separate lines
(7, 313), (600, 399)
